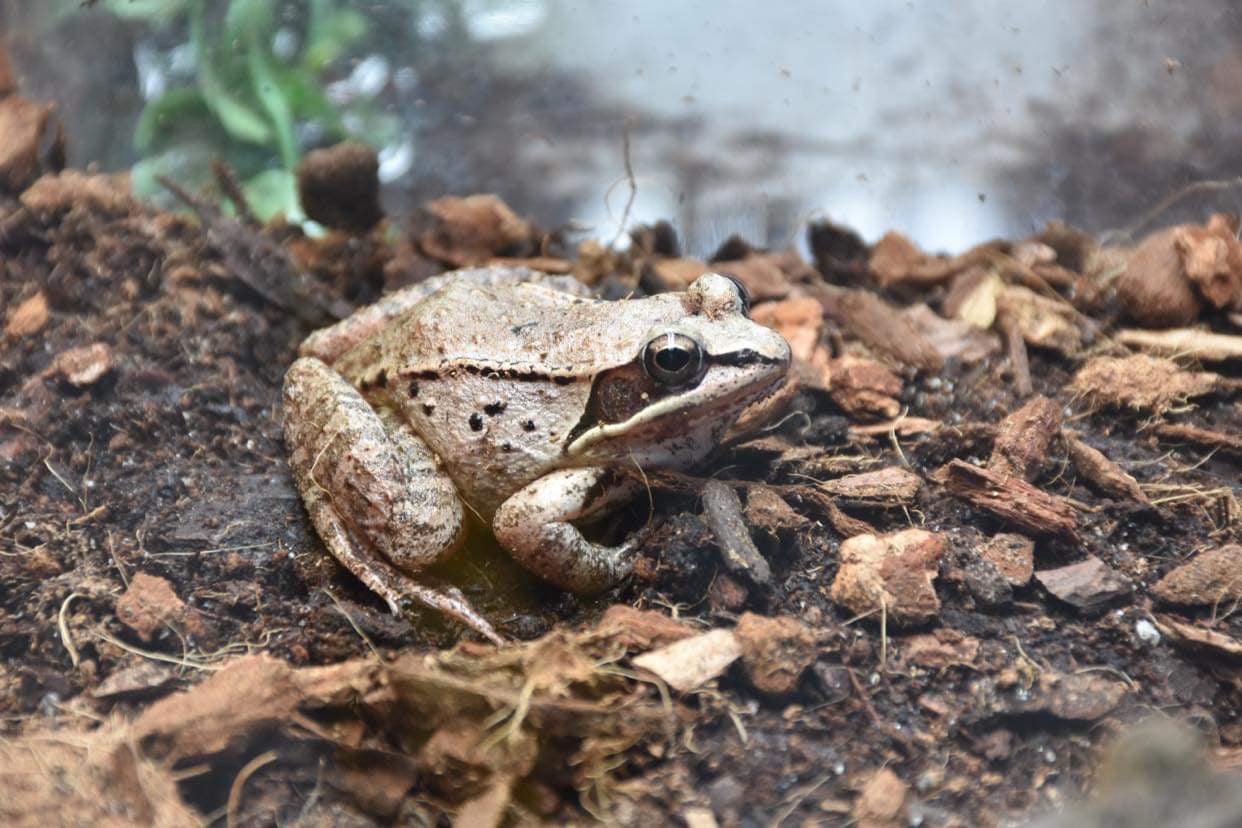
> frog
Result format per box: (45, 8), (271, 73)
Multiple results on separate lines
(282, 266), (790, 643)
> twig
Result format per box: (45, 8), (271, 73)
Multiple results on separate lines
(227, 750), (279, 828)
(58, 593), (84, 667)
(999, 310), (1033, 397)
(212, 158), (259, 226)
(1111, 176), (1242, 242)
(323, 589), (380, 660)
(608, 121), (637, 250)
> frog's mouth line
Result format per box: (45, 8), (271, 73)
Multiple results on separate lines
(563, 349), (789, 457)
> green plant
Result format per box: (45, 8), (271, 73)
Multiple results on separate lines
(105, 0), (379, 220)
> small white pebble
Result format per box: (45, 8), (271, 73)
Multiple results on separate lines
(1135, 618), (1162, 646)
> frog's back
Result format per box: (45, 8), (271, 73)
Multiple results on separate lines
(333, 279), (673, 515)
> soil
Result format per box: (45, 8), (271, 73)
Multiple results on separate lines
(2, 158), (1241, 824)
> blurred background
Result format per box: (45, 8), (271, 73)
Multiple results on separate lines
(3, 0), (1241, 253)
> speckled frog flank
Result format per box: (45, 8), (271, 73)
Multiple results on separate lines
(282, 266), (790, 641)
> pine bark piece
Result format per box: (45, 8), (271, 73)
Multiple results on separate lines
(419, 194), (533, 267)
(1152, 544), (1242, 606)
(817, 286), (944, 372)
(702, 479), (772, 585)
(734, 613), (818, 695)
(1118, 226), (1203, 326)
(787, 486), (877, 538)
(750, 297), (823, 362)
(1069, 354), (1221, 413)
(0, 94), (64, 193)
(632, 629), (742, 693)
(936, 459), (1080, 540)
(829, 529), (946, 626)
(1174, 216), (1242, 311)
(989, 396), (1062, 481)
(996, 284), (1084, 356)
(1114, 327), (1242, 362)
(978, 533), (1035, 587)
(817, 466), (923, 507)
(1149, 422), (1242, 456)
(1035, 556), (1133, 612)
(828, 355), (903, 420)
(1063, 432), (1149, 504)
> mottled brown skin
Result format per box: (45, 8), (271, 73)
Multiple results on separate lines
(282, 267), (790, 642)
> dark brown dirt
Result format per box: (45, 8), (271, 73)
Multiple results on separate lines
(1, 165), (1240, 827)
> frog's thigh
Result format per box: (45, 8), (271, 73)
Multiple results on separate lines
(283, 358), (501, 641)
(493, 467), (640, 594)
(284, 357), (466, 570)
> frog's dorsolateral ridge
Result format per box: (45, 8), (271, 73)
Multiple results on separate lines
(282, 267), (791, 643)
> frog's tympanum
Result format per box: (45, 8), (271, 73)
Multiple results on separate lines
(283, 267), (791, 642)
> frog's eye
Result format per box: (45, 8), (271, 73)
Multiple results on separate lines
(642, 332), (706, 388)
(721, 274), (751, 316)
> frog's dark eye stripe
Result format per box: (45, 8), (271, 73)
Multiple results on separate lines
(709, 348), (784, 368)
(642, 332), (706, 388)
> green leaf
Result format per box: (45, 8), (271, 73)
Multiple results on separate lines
(192, 6), (272, 146)
(224, 0), (275, 42)
(242, 168), (303, 222)
(304, 4), (369, 71)
(244, 26), (298, 168)
(102, 0), (194, 21)
(281, 70), (346, 136)
(133, 87), (210, 152)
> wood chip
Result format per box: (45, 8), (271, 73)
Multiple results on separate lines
(419, 194), (533, 267)
(815, 286), (944, 372)
(1069, 354), (1221, 413)
(900, 302), (1001, 364)
(702, 479), (772, 585)
(989, 396), (1062, 481)
(714, 254), (793, 302)
(4, 290), (49, 338)
(1148, 421), (1242, 456)
(995, 283), (1084, 356)
(1152, 544), (1242, 606)
(1063, 431), (1149, 503)
(734, 613), (818, 695)
(817, 466), (922, 507)
(116, 572), (208, 642)
(978, 533), (1035, 587)
(829, 529), (946, 626)
(853, 767), (908, 828)
(786, 486), (876, 538)
(828, 354), (903, 419)
(0, 94), (63, 193)
(1153, 614), (1242, 661)
(743, 484), (811, 534)
(640, 256), (710, 292)
(50, 343), (113, 387)
(1035, 556), (1133, 611)
(632, 629), (742, 693)
(937, 459), (1080, 539)
(1174, 216), (1242, 311)
(750, 297), (823, 362)
(1114, 327), (1242, 362)
(1117, 225), (1202, 327)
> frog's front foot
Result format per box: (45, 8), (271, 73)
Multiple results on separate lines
(493, 467), (643, 594)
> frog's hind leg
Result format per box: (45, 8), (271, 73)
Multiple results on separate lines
(283, 357), (502, 644)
